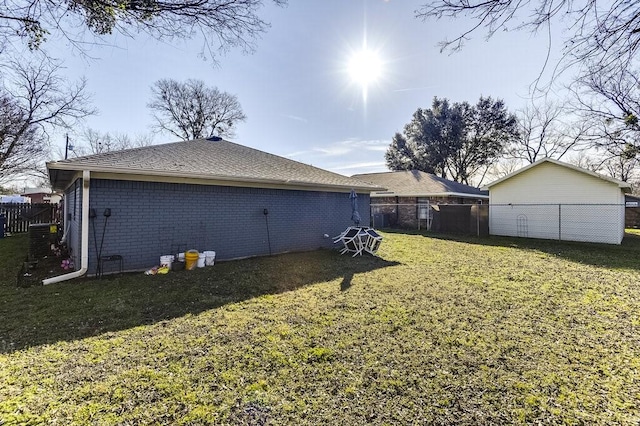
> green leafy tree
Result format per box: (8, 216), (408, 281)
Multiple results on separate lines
(450, 97), (519, 183)
(386, 99), (464, 178)
(385, 96), (518, 184)
(385, 133), (418, 171)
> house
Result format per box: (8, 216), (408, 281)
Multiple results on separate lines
(625, 194), (640, 228)
(21, 187), (62, 204)
(46, 138), (381, 283)
(352, 170), (488, 230)
(483, 157), (631, 244)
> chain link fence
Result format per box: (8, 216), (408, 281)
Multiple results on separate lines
(371, 202), (629, 243)
(489, 204), (625, 244)
(370, 202), (488, 236)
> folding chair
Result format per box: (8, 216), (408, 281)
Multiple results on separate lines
(336, 227), (362, 256)
(363, 229), (383, 255)
(333, 226), (356, 244)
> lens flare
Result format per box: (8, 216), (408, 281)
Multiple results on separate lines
(348, 50), (382, 86)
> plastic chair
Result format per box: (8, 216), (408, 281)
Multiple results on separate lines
(363, 229), (383, 255)
(333, 226), (356, 244)
(337, 227), (362, 256)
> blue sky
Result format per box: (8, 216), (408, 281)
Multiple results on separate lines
(49, 0), (566, 176)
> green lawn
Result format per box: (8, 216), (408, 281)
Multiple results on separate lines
(1, 231), (639, 425)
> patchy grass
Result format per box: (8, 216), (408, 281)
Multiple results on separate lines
(1, 232), (639, 425)
(0, 234), (28, 284)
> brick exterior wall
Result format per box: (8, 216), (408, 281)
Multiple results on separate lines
(65, 179), (370, 274)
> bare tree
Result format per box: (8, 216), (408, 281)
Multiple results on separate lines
(0, 95), (41, 181)
(416, 0), (640, 85)
(507, 100), (587, 164)
(572, 65), (640, 151)
(566, 146), (638, 182)
(148, 78), (246, 140)
(0, 56), (94, 181)
(57, 129), (154, 158)
(481, 158), (525, 185)
(81, 128), (124, 155)
(0, 0), (285, 63)
(564, 151), (603, 173)
(80, 128), (153, 154)
(602, 149), (639, 182)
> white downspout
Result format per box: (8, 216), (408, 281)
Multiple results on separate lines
(43, 170), (90, 285)
(59, 192), (69, 244)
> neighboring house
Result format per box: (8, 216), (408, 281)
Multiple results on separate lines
(21, 188), (61, 204)
(352, 170), (488, 229)
(625, 194), (640, 228)
(46, 138), (381, 280)
(483, 158), (631, 245)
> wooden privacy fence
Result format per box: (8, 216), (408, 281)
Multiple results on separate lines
(0, 203), (61, 234)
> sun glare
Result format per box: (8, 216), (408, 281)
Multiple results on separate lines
(348, 49), (382, 87)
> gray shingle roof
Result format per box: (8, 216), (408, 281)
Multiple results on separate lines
(47, 139), (382, 192)
(352, 170), (488, 198)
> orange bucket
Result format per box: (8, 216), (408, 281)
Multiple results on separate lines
(185, 250), (199, 270)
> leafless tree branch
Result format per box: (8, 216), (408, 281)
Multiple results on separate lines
(148, 78), (246, 140)
(417, 0), (640, 84)
(1, 0), (286, 62)
(0, 55), (94, 180)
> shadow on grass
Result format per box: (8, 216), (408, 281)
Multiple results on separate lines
(379, 227), (640, 271)
(0, 248), (399, 354)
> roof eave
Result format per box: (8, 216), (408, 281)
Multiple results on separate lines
(370, 191), (489, 199)
(46, 163), (383, 192)
(483, 157), (633, 190)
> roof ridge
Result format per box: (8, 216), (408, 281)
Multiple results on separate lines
(354, 170), (482, 189)
(47, 138), (384, 191)
(58, 139), (189, 163)
(220, 139), (377, 182)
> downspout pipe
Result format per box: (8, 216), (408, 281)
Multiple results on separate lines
(43, 170), (90, 285)
(59, 192), (69, 244)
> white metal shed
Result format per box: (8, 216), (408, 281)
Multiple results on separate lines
(483, 158), (631, 244)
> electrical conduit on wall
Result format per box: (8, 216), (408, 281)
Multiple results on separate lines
(43, 170), (90, 285)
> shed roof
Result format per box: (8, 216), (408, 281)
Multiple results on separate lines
(47, 138), (382, 192)
(352, 170), (488, 198)
(482, 157), (632, 193)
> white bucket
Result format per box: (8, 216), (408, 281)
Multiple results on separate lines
(197, 253), (206, 268)
(160, 255), (174, 270)
(177, 252), (185, 261)
(203, 250), (216, 266)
